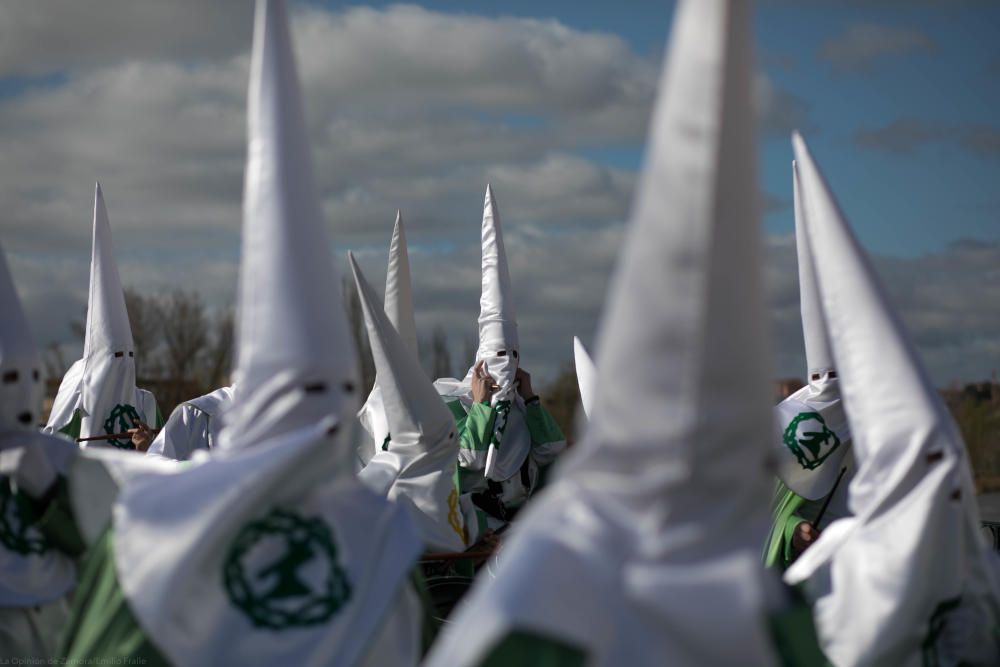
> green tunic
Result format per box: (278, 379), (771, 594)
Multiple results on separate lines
(763, 482), (808, 569)
(59, 530), (168, 664)
(469, 602), (827, 667)
(447, 399), (565, 496)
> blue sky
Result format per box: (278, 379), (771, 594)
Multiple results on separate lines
(0, 1), (997, 385)
(298, 0), (1000, 256)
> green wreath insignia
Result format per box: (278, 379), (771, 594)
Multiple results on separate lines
(104, 403), (141, 449)
(223, 508), (352, 630)
(0, 479), (49, 555)
(783, 411), (841, 471)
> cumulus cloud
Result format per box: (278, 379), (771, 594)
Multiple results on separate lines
(766, 236), (1000, 385)
(0, 2), (252, 77)
(14, 2), (987, 390)
(856, 119), (1000, 157)
(0, 4), (658, 380)
(819, 23), (936, 71)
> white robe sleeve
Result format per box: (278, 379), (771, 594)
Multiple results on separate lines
(146, 404), (211, 461)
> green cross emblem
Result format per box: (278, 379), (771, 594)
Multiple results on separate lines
(0, 478), (49, 555)
(104, 403), (141, 449)
(783, 411), (841, 470)
(223, 508), (352, 630)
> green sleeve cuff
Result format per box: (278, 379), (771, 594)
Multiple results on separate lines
(781, 512), (807, 567)
(763, 484), (805, 569)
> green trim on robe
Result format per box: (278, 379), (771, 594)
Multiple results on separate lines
(450, 400), (495, 452)
(768, 595), (830, 666)
(763, 482), (807, 570)
(154, 405), (165, 430)
(57, 409), (83, 441)
(59, 530), (168, 665)
(477, 629), (587, 667)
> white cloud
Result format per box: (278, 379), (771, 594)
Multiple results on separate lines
(819, 23), (935, 70)
(5, 3), (988, 389)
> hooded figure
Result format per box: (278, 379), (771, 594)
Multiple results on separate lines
(14, 2), (428, 663)
(573, 336), (596, 421)
(146, 385), (234, 460)
(763, 161), (855, 569)
(0, 244), (77, 659)
(433, 184), (565, 520)
(784, 133), (1000, 666)
(351, 254), (468, 552)
(44, 184), (162, 447)
(356, 212), (418, 468)
(424, 2), (804, 664)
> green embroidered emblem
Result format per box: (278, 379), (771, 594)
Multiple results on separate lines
(491, 399), (512, 449)
(104, 403), (141, 449)
(0, 478), (49, 555)
(783, 411), (841, 470)
(921, 596), (962, 667)
(223, 508), (352, 630)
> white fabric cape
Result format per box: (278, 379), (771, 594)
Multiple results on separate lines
(147, 385), (234, 460)
(351, 254), (466, 552)
(116, 418), (422, 666)
(784, 132), (1000, 666)
(425, 1), (779, 665)
(358, 212), (418, 467)
(0, 432), (77, 607)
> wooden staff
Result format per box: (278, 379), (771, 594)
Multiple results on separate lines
(77, 432), (135, 442)
(812, 466), (848, 529)
(419, 550), (494, 562)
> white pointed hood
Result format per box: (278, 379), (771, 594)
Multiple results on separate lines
(772, 161), (851, 500)
(83, 183), (133, 360)
(0, 244), (44, 431)
(385, 211), (418, 356)
(426, 2), (779, 665)
(794, 161), (834, 381)
(0, 243), (77, 608)
(220, 0), (358, 455)
(471, 183), (518, 393)
(351, 253), (465, 551)
(109, 3), (422, 664)
(784, 133), (996, 666)
(44, 185), (158, 446)
(356, 212), (418, 465)
(573, 336), (596, 421)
